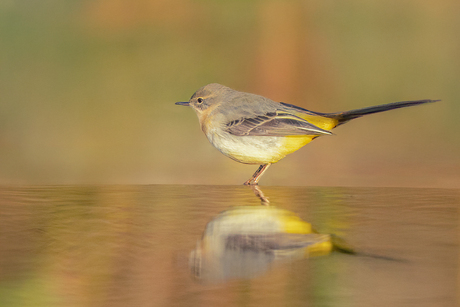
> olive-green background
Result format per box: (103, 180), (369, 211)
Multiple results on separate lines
(1, 0), (458, 187)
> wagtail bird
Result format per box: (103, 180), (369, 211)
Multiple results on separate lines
(176, 83), (438, 185)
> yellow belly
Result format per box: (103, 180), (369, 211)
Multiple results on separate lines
(207, 132), (320, 165)
(278, 135), (317, 158)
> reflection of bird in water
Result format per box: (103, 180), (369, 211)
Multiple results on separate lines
(189, 206), (334, 283)
(250, 184), (270, 204)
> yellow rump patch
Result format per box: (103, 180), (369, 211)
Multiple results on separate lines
(299, 113), (338, 131)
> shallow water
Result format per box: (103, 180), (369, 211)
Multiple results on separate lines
(0, 185), (458, 307)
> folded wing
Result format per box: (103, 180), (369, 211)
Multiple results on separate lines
(225, 111), (333, 136)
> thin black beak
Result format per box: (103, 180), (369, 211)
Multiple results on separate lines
(175, 101), (190, 106)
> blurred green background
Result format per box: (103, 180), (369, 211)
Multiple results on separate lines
(0, 0), (458, 187)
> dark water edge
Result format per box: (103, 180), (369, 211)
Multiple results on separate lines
(0, 185), (458, 307)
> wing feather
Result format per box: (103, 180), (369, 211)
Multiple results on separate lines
(226, 111), (333, 136)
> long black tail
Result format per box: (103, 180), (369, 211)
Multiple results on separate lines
(333, 99), (439, 126)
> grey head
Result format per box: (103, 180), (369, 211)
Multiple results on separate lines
(175, 83), (282, 122)
(175, 83), (236, 115)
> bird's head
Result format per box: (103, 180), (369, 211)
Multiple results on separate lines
(176, 83), (233, 121)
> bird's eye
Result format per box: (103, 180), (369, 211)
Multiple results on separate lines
(197, 98), (203, 103)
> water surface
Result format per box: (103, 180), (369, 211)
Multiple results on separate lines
(0, 185), (458, 307)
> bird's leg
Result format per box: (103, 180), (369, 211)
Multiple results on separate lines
(252, 163), (271, 184)
(243, 164), (271, 185)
